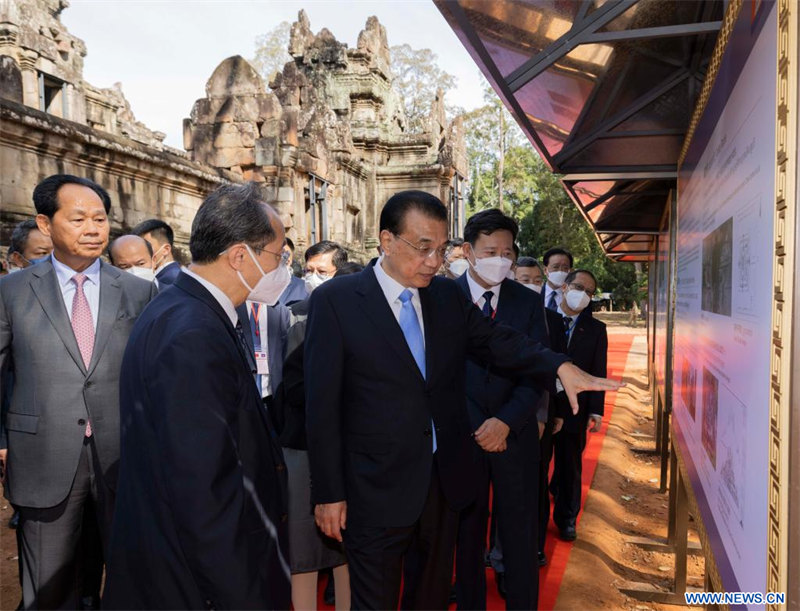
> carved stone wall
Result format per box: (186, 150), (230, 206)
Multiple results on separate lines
(185, 11), (468, 259)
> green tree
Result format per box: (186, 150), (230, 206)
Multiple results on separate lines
(389, 44), (457, 132)
(252, 21), (292, 83)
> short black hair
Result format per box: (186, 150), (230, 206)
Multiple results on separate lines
(566, 268), (597, 291)
(8, 219), (39, 256)
(448, 237), (464, 248)
(334, 262), (364, 277)
(285, 237), (295, 251)
(189, 182), (277, 264)
(463, 209), (519, 245)
(108, 235), (154, 265)
(516, 256), (542, 271)
(379, 190), (447, 235)
(305, 240), (348, 270)
(32, 175), (111, 219)
(512, 242), (520, 258)
(131, 218), (175, 248)
(543, 247), (574, 267)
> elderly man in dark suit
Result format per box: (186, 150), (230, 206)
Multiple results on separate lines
(0, 175), (156, 609)
(304, 191), (621, 610)
(549, 269), (608, 542)
(104, 182), (292, 610)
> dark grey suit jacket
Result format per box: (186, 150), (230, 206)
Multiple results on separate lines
(0, 258), (156, 508)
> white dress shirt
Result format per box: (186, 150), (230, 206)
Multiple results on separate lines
(51, 254), (101, 329)
(544, 283), (563, 309)
(182, 268), (238, 327)
(465, 270), (500, 313)
(373, 257), (425, 340)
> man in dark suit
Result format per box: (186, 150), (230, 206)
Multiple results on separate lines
(278, 237), (310, 306)
(305, 191), (621, 610)
(131, 218), (182, 286)
(453, 210), (549, 610)
(549, 269), (608, 542)
(104, 182), (292, 609)
(0, 175), (156, 608)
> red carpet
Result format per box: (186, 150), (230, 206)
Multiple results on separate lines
(316, 332), (637, 610)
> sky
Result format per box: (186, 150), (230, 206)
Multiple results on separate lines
(60, 0), (488, 149)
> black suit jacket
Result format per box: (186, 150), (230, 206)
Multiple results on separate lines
(456, 275), (547, 435)
(554, 309), (608, 433)
(278, 274), (308, 306)
(304, 266), (568, 528)
(155, 260), (181, 286)
(104, 272), (290, 610)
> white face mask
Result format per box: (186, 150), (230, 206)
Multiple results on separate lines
(448, 259), (469, 277)
(126, 266), (156, 282)
(565, 289), (591, 312)
(238, 245), (292, 306)
(7, 265), (22, 274)
(304, 271), (331, 293)
(470, 255), (513, 287)
(523, 283), (542, 294)
(547, 270), (569, 287)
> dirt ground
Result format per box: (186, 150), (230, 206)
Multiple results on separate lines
(0, 323), (702, 611)
(554, 324), (703, 611)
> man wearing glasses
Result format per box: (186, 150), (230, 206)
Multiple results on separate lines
(304, 191), (621, 610)
(548, 269), (608, 543)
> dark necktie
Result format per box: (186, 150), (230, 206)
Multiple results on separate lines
(547, 289), (558, 311)
(563, 315), (573, 338)
(235, 320), (257, 375)
(482, 290), (494, 318)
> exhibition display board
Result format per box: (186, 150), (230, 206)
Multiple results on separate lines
(674, 0), (777, 599)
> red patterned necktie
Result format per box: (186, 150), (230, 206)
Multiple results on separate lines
(71, 273), (94, 437)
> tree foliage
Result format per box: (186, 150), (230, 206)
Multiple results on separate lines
(389, 44), (457, 132)
(252, 21), (292, 83)
(463, 80), (643, 308)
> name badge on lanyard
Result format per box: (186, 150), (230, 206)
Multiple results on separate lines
(250, 302), (270, 376)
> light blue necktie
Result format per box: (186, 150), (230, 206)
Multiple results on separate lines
(398, 289), (436, 453)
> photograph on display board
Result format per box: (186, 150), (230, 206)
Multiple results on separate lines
(681, 356), (698, 420)
(701, 367), (719, 469)
(702, 217), (733, 316)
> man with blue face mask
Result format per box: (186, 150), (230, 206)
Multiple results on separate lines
(453, 209), (550, 610)
(5, 219), (53, 272)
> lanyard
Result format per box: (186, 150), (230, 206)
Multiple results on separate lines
(250, 303), (262, 338)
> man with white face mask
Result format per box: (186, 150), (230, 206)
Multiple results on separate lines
(547, 268), (607, 544)
(542, 247), (573, 311)
(104, 182), (291, 609)
(302, 240), (348, 294)
(108, 235), (156, 283)
(442, 238), (468, 279)
(131, 219), (182, 287)
(453, 209), (549, 609)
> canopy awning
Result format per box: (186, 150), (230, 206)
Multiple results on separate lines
(435, 0), (723, 261)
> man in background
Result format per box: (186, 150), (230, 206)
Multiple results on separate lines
(108, 235), (156, 283)
(442, 237), (468, 279)
(131, 218), (181, 286)
(5, 220), (53, 272)
(279, 237), (309, 306)
(542, 247), (573, 311)
(515, 256), (545, 293)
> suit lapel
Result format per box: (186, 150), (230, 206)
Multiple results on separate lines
(30, 261), (87, 374)
(356, 267), (424, 383)
(419, 284), (444, 388)
(87, 262), (122, 377)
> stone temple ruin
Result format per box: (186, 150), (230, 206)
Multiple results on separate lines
(0, 0), (468, 260)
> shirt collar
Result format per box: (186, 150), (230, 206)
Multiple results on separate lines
(182, 267), (239, 327)
(373, 256), (419, 304)
(465, 269), (500, 304)
(51, 253), (101, 288)
(557, 305), (578, 322)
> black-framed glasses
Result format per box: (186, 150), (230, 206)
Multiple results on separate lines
(568, 281), (596, 297)
(393, 233), (448, 260)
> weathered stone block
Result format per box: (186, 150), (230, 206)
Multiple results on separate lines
(281, 110), (299, 147)
(260, 118), (280, 138)
(239, 122), (256, 148)
(182, 118), (193, 151)
(213, 147), (254, 168)
(213, 122), (243, 149)
(205, 56), (265, 99)
(255, 137), (278, 167)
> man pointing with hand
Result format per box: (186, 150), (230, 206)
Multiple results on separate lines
(304, 191), (621, 610)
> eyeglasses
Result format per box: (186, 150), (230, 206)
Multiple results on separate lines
(568, 282), (596, 297)
(393, 233), (448, 260)
(253, 246), (291, 266)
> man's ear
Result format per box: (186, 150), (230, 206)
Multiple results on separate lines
(379, 230), (394, 256)
(36, 214), (52, 238)
(225, 244), (247, 271)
